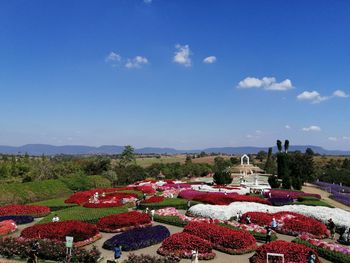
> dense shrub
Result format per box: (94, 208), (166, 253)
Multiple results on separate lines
(184, 221), (257, 254)
(0, 205), (50, 218)
(268, 197), (293, 206)
(103, 225), (170, 251)
(157, 232), (216, 260)
(97, 211), (151, 232)
(0, 237), (101, 262)
(21, 220), (100, 244)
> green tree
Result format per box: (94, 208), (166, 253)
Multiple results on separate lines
(277, 140), (282, 152)
(256, 150), (267, 162)
(213, 170), (232, 185)
(264, 147), (276, 175)
(284, 140), (290, 153)
(102, 170), (118, 187)
(268, 175), (280, 188)
(119, 145), (136, 167)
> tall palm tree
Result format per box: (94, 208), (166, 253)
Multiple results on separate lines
(284, 140), (290, 153)
(276, 140), (282, 152)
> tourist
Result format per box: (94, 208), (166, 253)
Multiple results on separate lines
(191, 250), (198, 263)
(307, 251), (316, 263)
(265, 225), (272, 243)
(52, 214), (60, 222)
(145, 207), (149, 215)
(151, 209), (155, 221)
(328, 218), (336, 240)
(102, 192), (106, 197)
(236, 211), (241, 221)
(271, 218), (278, 229)
(28, 240), (40, 263)
(246, 215), (251, 224)
(143, 193), (147, 200)
(113, 246), (122, 263)
(187, 200), (191, 210)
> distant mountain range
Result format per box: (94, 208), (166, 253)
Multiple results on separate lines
(0, 144), (349, 156)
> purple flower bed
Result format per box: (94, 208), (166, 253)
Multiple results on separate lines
(268, 197), (293, 206)
(314, 181), (350, 206)
(102, 225), (170, 251)
(263, 189), (321, 199)
(0, 215), (34, 225)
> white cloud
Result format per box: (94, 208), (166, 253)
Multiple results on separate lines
(297, 91), (328, 104)
(297, 89), (348, 104)
(173, 44), (191, 67)
(237, 77), (293, 91)
(328, 136), (338, 141)
(105, 52), (121, 62)
(203, 56), (216, 64)
(333, 90), (349, 98)
(144, 0), (152, 3)
(343, 136), (350, 140)
(285, 125), (291, 129)
(125, 56), (149, 69)
(302, 125), (321, 132)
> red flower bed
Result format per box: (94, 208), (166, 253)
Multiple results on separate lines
(0, 205), (50, 218)
(0, 220), (17, 236)
(264, 189), (321, 199)
(97, 211), (152, 233)
(157, 232), (215, 260)
(142, 196), (165, 203)
(183, 222), (256, 254)
(250, 240), (321, 263)
(83, 192), (138, 208)
(241, 211), (329, 238)
(21, 220), (100, 246)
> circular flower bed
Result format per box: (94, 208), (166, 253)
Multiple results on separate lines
(103, 225), (170, 251)
(250, 240), (321, 263)
(65, 188), (119, 205)
(0, 205), (50, 218)
(184, 221), (257, 254)
(0, 215), (34, 225)
(157, 232), (216, 260)
(97, 211), (152, 233)
(0, 220), (17, 236)
(20, 220), (101, 247)
(241, 211), (329, 238)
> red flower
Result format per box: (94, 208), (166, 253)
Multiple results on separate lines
(20, 220), (99, 242)
(141, 196), (164, 203)
(183, 221), (256, 254)
(157, 232), (215, 259)
(250, 240), (321, 263)
(97, 211), (151, 232)
(0, 205), (50, 218)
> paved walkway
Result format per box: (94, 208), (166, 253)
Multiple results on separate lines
(302, 183), (350, 212)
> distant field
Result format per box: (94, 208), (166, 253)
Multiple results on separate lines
(313, 155), (348, 166)
(135, 155), (232, 167)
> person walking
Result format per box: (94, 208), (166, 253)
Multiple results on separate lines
(265, 225), (272, 243)
(113, 246), (122, 263)
(271, 218), (278, 230)
(187, 200), (191, 210)
(246, 215), (251, 224)
(328, 218), (336, 240)
(307, 251), (316, 263)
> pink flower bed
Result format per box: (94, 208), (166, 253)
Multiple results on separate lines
(0, 220), (17, 236)
(299, 234), (350, 255)
(264, 189), (321, 199)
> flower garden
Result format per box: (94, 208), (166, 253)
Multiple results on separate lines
(0, 179), (350, 263)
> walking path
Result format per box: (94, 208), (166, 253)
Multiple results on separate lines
(302, 183), (350, 212)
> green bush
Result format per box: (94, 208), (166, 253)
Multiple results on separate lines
(139, 198), (200, 210)
(293, 238), (350, 263)
(31, 198), (77, 211)
(295, 199), (334, 208)
(0, 179), (72, 205)
(153, 215), (188, 227)
(297, 196), (320, 201)
(38, 205), (128, 224)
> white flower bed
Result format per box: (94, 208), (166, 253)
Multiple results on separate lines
(190, 184), (250, 195)
(189, 202), (350, 229)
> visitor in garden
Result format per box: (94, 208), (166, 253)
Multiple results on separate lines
(136, 199), (141, 209)
(191, 250), (198, 263)
(246, 215), (251, 224)
(27, 241), (40, 263)
(307, 251), (316, 263)
(271, 218), (278, 229)
(52, 214), (60, 222)
(328, 218), (336, 239)
(151, 209), (155, 221)
(143, 193), (147, 200)
(113, 246), (122, 262)
(145, 207), (149, 215)
(187, 200), (191, 210)
(265, 225), (272, 243)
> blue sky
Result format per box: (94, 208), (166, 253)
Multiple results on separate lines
(0, 0), (349, 150)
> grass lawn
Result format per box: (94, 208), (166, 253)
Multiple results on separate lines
(38, 205), (128, 224)
(139, 198), (200, 209)
(31, 197), (77, 211)
(294, 199), (334, 208)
